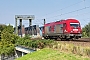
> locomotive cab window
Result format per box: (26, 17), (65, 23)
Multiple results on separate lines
(70, 23), (80, 28)
(60, 24), (63, 28)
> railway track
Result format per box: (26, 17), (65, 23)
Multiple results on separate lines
(56, 38), (90, 47)
(78, 38), (90, 42)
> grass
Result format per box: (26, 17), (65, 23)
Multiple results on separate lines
(16, 48), (90, 60)
(52, 42), (90, 57)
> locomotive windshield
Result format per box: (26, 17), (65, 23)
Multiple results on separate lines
(70, 23), (80, 28)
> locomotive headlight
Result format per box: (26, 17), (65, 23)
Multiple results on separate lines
(71, 31), (73, 32)
(78, 31), (80, 33)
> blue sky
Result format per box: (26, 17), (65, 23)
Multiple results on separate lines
(0, 0), (90, 27)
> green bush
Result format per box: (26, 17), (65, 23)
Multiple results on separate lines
(16, 38), (54, 49)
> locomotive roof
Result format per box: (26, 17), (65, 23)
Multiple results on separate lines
(45, 19), (79, 26)
(46, 20), (65, 24)
(65, 19), (79, 22)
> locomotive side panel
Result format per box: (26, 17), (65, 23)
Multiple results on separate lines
(55, 24), (63, 33)
(55, 25), (60, 33)
(45, 26), (49, 34)
(43, 21), (64, 38)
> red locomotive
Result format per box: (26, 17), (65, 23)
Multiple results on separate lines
(42, 19), (82, 40)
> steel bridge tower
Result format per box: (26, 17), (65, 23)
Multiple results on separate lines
(15, 15), (35, 37)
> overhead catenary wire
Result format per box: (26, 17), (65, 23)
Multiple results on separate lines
(35, 0), (84, 24)
(68, 12), (90, 17)
(45, 6), (90, 19)
(40, 0), (84, 18)
(35, 19), (44, 25)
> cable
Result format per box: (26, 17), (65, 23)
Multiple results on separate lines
(40, 0), (84, 18)
(33, 19), (44, 25)
(35, 0), (84, 21)
(68, 12), (90, 18)
(45, 6), (90, 19)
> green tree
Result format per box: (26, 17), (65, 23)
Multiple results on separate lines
(82, 23), (90, 37)
(0, 24), (19, 55)
(0, 24), (6, 40)
(0, 24), (6, 32)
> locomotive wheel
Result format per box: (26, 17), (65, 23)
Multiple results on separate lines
(68, 38), (73, 41)
(57, 37), (62, 41)
(65, 38), (71, 41)
(44, 37), (48, 39)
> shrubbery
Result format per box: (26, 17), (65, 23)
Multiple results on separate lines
(16, 36), (54, 49)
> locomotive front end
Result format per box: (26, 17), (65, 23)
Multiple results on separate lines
(70, 23), (82, 39)
(66, 19), (82, 39)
